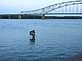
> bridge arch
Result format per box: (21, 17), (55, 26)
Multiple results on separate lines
(21, 1), (82, 15)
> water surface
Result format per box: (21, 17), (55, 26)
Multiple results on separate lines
(0, 19), (82, 61)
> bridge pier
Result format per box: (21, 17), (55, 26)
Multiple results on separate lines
(41, 14), (45, 19)
(8, 15), (11, 19)
(0, 16), (1, 19)
(18, 15), (21, 19)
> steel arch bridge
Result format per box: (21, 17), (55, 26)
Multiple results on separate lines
(21, 1), (82, 15)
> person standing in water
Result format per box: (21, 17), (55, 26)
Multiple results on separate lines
(29, 30), (35, 41)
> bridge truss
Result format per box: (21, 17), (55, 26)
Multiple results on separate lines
(21, 1), (82, 15)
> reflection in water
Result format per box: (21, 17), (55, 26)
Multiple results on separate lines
(29, 39), (35, 45)
(29, 36), (36, 49)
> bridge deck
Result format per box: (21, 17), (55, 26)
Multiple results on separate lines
(0, 13), (82, 19)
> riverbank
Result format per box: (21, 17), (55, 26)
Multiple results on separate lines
(0, 14), (81, 19)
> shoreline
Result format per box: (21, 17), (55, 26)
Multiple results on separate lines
(0, 14), (82, 19)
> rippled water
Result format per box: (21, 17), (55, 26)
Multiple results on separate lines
(0, 19), (82, 61)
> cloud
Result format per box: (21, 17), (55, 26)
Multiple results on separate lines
(0, 0), (82, 13)
(77, 0), (82, 2)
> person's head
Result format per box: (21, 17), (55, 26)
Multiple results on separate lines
(32, 30), (35, 32)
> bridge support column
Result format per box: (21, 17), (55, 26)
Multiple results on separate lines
(41, 14), (45, 19)
(8, 15), (11, 19)
(18, 15), (21, 19)
(0, 16), (1, 19)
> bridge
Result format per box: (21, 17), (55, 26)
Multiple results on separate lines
(0, 1), (82, 19)
(21, 1), (82, 19)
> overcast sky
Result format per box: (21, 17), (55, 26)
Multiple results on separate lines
(0, 0), (81, 13)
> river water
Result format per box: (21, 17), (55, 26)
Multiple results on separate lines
(0, 19), (82, 61)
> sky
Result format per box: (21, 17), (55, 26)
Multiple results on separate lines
(0, 0), (82, 13)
